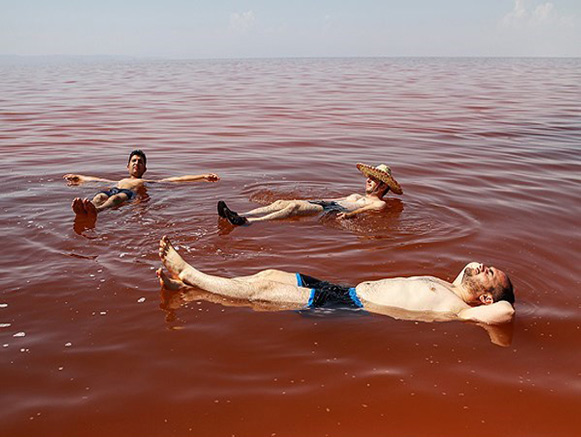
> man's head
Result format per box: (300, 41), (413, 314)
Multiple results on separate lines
(357, 163), (403, 197)
(365, 177), (390, 197)
(127, 149), (147, 178)
(457, 262), (515, 306)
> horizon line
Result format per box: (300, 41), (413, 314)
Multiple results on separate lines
(1, 54), (580, 61)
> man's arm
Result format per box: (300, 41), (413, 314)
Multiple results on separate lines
(154, 173), (220, 183)
(338, 203), (385, 219)
(458, 301), (515, 325)
(63, 174), (115, 185)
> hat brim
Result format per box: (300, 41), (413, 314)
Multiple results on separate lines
(356, 163), (403, 195)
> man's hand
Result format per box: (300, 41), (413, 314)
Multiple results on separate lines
(338, 203), (384, 220)
(63, 174), (111, 185)
(63, 174), (82, 185)
(203, 173), (220, 182)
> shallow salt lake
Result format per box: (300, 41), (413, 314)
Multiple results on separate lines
(0, 57), (580, 436)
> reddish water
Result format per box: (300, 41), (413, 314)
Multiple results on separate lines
(0, 58), (579, 437)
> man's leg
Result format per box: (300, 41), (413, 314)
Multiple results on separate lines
(219, 200), (323, 225)
(159, 236), (311, 305)
(93, 193), (129, 212)
(241, 200), (293, 216)
(91, 193), (109, 208)
(244, 200), (323, 219)
(245, 203), (315, 222)
(218, 200), (290, 219)
(73, 192), (125, 216)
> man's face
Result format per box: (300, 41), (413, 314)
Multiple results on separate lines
(127, 154), (146, 178)
(365, 177), (380, 194)
(460, 262), (508, 305)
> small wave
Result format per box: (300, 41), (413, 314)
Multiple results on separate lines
(325, 198), (478, 246)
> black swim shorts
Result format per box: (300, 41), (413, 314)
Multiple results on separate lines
(307, 200), (348, 213)
(296, 273), (363, 309)
(97, 187), (135, 200)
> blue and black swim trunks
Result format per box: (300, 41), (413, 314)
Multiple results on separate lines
(296, 273), (363, 309)
(307, 200), (348, 213)
(97, 187), (135, 200)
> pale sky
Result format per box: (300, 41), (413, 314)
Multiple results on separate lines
(1, 0), (579, 58)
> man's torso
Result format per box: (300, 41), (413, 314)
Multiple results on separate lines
(334, 194), (382, 212)
(116, 178), (146, 191)
(355, 276), (469, 315)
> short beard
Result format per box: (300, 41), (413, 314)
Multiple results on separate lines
(462, 266), (474, 281)
(462, 268), (488, 297)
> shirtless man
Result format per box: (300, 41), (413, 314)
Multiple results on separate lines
(217, 163), (402, 226)
(157, 236), (515, 326)
(64, 149), (219, 224)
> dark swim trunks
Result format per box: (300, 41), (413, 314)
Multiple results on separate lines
(307, 200), (348, 213)
(97, 187), (135, 200)
(296, 273), (363, 309)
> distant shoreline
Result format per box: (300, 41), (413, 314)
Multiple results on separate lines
(1, 54), (580, 65)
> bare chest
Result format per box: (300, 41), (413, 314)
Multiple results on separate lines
(356, 277), (468, 314)
(117, 178), (145, 190)
(337, 194), (371, 209)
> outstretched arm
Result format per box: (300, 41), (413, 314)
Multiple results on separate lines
(154, 173), (220, 183)
(458, 301), (515, 325)
(63, 174), (115, 185)
(338, 202), (385, 219)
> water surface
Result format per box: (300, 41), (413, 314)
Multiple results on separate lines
(0, 57), (580, 436)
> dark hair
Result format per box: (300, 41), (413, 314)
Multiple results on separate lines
(491, 275), (515, 304)
(377, 183), (391, 198)
(128, 149), (147, 166)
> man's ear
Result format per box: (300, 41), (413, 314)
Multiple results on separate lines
(479, 293), (494, 305)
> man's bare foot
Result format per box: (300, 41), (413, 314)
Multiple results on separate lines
(159, 236), (189, 278)
(83, 199), (98, 221)
(72, 197), (86, 216)
(156, 268), (189, 291)
(72, 198), (96, 233)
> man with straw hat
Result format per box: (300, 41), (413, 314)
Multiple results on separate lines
(218, 163), (402, 226)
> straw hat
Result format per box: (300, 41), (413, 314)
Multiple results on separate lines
(356, 163), (403, 195)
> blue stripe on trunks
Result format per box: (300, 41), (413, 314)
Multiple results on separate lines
(349, 288), (363, 308)
(308, 289), (316, 307)
(296, 273), (317, 307)
(296, 272), (303, 287)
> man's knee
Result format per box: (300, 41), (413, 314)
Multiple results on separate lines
(255, 269), (284, 279)
(110, 194), (128, 205)
(92, 193), (108, 203)
(253, 269), (294, 284)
